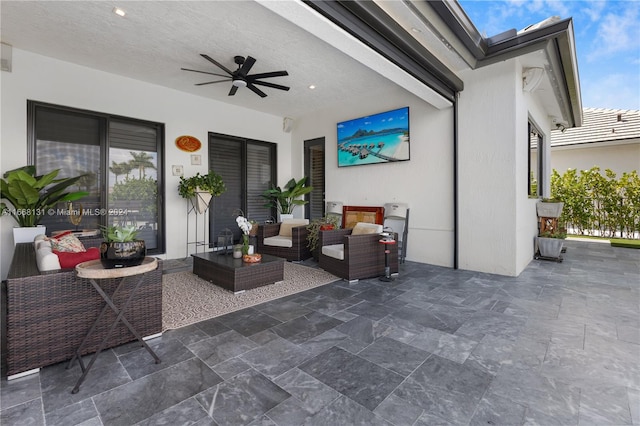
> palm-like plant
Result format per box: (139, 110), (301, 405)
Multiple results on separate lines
(0, 166), (88, 227)
(128, 151), (156, 179)
(261, 177), (313, 215)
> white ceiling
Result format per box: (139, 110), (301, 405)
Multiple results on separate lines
(1, 0), (450, 118)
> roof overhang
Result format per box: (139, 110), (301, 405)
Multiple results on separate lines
(429, 0), (583, 128)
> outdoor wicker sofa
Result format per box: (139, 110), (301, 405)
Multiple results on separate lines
(5, 237), (162, 378)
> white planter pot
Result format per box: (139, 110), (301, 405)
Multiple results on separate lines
(13, 225), (46, 245)
(536, 202), (564, 218)
(278, 213), (294, 222)
(192, 190), (212, 214)
(537, 236), (564, 258)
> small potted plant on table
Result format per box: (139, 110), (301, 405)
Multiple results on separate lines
(100, 224), (146, 268)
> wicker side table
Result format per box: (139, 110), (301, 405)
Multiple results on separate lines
(68, 258), (161, 393)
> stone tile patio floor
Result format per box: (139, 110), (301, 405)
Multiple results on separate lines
(1, 240), (638, 425)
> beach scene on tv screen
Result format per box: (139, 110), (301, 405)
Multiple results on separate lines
(337, 107), (409, 167)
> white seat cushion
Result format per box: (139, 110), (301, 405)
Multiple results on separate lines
(322, 243), (344, 261)
(263, 235), (293, 248)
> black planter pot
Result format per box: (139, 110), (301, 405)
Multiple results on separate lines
(100, 240), (146, 269)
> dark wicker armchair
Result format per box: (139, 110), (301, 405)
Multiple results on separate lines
(318, 224), (399, 282)
(257, 219), (312, 261)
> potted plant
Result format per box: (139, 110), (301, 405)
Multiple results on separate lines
(535, 229), (566, 260)
(100, 224), (146, 268)
(536, 197), (564, 218)
(261, 177), (313, 221)
(0, 166), (88, 243)
(178, 170), (226, 213)
(307, 214), (341, 260)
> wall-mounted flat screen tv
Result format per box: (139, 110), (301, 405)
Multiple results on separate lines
(337, 106), (410, 167)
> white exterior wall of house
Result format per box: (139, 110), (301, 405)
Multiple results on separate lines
(551, 142), (640, 176)
(291, 88), (455, 268)
(0, 48), (292, 280)
(457, 59), (547, 276)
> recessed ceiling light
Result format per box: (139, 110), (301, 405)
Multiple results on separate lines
(113, 7), (126, 17)
(308, 85), (316, 90)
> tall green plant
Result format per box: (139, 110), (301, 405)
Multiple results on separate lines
(261, 177), (313, 215)
(0, 166), (88, 227)
(551, 167), (640, 239)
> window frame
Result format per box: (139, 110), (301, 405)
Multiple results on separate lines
(528, 120), (543, 198)
(27, 100), (166, 254)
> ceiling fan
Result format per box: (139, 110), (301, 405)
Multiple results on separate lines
(181, 54), (290, 98)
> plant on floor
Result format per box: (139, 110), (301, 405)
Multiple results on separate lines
(0, 165), (89, 227)
(306, 214), (341, 252)
(261, 177), (313, 215)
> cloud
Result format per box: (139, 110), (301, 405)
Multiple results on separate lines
(587, 3), (640, 60)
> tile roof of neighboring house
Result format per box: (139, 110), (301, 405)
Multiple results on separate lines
(551, 108), (640, 147)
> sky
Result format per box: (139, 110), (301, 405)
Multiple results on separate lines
(458, 0), (640, 111)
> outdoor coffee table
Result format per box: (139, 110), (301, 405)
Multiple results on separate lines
(191, 252), (285, 293)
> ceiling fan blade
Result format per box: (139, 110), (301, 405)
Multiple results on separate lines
(238, 56), (256, 77)
(228, 85), (239, 96)
(247, 83), (267, 98)
(195, 79), (231, 86)
(252, 80), (290, 91)
(200, 54), (233, 75)
(247, 70), (288, 80)
(181, 68), (230, 78)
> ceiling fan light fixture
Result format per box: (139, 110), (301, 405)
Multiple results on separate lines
(232, 79), (247, 88)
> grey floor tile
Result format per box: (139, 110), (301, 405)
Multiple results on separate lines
(195, 369), (290, 426)
(215, 308), (283, 337)
(272, 311), (343, 344)
(119, 336), (194, 380)
(468, 392), (526, 426)
(93, 358), (222, 425)
(44, 399), (99, 426)
(409, 328), (478, 364)
(0, 374), (41, 410)
(299, 347), (404, 411)
(136, 397), (210, 426)
(0, 397), (44, 426)
(358, 336), (430, 376)
(188, 330), (260, 367)
(578, 385), (633, 425)
(240, 336), (312, 379)
(304, 395), (392, 426)
(373, 393), (424, 426)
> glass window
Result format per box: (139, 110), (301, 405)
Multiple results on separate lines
(528, 121), (542, 197)
(208, 133), (276, 244)
(29, 101), (165, 253)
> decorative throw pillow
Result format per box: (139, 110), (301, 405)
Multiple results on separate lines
(351, 222), (383, 235)
(53, 247), (100, 269)
(49, 231), (86, 252)
(279, 219), (309, 237)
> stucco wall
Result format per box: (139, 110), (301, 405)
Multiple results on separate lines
(552, 142), (640, 176)
(0, 48), (291, 279)
(457, 60), (541, 276)
(291, 88), (455, 267)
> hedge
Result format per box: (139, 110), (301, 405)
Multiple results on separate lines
(551, 167), (640, 239)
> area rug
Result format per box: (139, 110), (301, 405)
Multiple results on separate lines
(162, 263), (339, 330)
